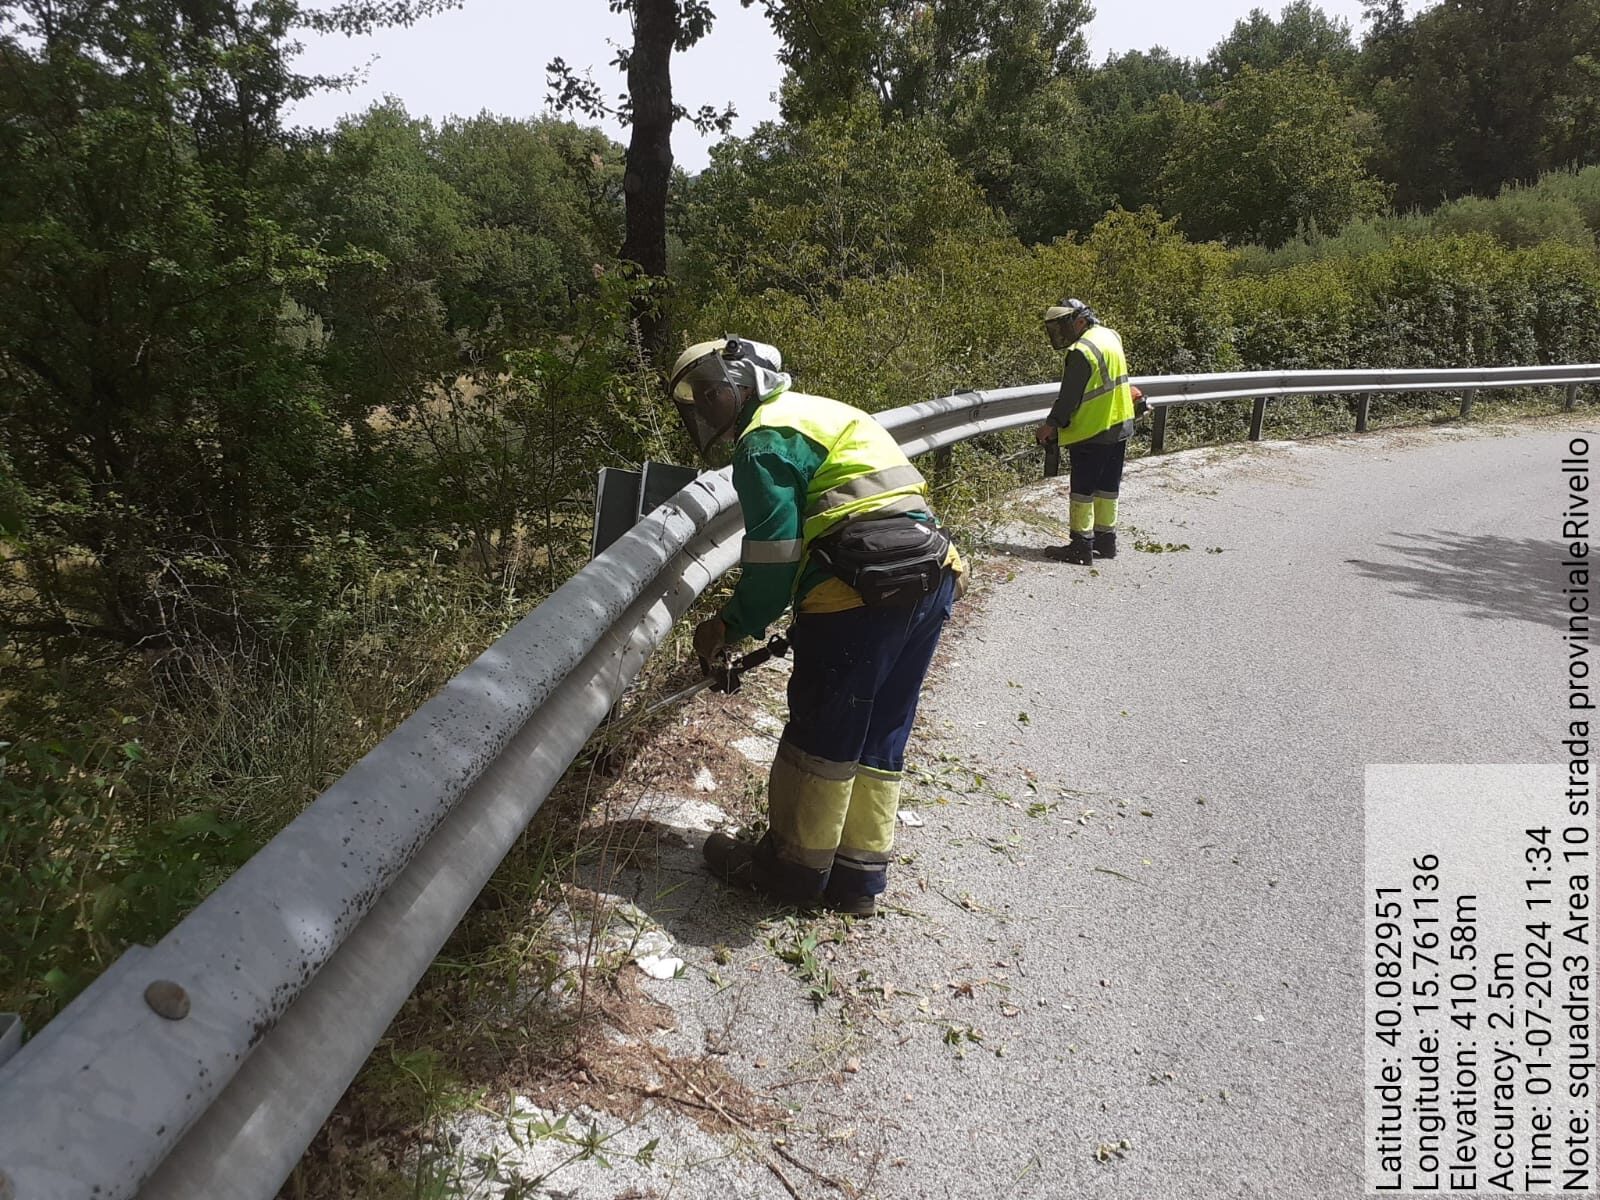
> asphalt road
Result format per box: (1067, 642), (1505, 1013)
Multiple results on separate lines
(449, 418), (1594, 1200)
(843, 419), (1588, 1199)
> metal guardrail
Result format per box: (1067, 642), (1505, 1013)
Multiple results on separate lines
(1136, 363), (1598, 453)
(1, 361), (1596, 1200)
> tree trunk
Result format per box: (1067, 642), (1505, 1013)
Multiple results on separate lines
(620, 0), (676, 361)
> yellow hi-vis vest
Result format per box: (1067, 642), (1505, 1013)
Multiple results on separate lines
(741, 390), (930, 550)
(1058, 324), (1134, 446)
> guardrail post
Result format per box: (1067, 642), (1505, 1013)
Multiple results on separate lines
(933, 445), (952, 477)
(1355, 395), (1370, 433)
(1568, 383), (1580, 412)
(1249, 396), (1268, 441)
(1151, 405), (1168, 454)
(1460, 387), (1476, 418)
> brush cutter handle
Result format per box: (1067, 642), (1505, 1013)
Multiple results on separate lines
(704, 631), (791, 694)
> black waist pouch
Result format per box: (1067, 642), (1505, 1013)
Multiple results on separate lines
(810, 515), (950, 607)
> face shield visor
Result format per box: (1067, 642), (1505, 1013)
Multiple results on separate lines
(670, 350), (749, 460)
(1043, 299), (1094, 351)
(667, 338), (788, 465)
(1044, 315), (1077, 351)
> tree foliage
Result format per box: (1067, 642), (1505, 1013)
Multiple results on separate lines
(1199, 0), (1358, 91)
(1361, 0), (1600, 207)
(546, 0), (735, 355)
(5, 0), (1600, 1039)
(310, 103), (624, 411)
(1080, 48), (1201, 119)
(756, 0), (1096, 238)
(675, 107), (1008, 302)
(0, 0), (345, 653)
(1072, 50), (1200, 220)
(1159, 64), (1388, 247)
(0, 0), (629, 665)
(761, 0), (1093, 123)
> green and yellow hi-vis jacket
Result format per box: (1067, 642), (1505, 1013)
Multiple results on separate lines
(720, 386), (963, 641)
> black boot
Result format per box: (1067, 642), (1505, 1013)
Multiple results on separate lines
(703, 831), (765, 892)
(1093, 530), (1117, 559)
(1048, 534), (1095, 565)
(703, 832), (824, 907)
(822, 862), (882, 917)
(821, 886), (877, 917)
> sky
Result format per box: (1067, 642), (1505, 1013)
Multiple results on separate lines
(287, 0), (1387, 172)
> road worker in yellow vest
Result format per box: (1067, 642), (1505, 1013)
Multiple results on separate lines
(669, 337), (964, 918)
(1035, 299), (1136, 563)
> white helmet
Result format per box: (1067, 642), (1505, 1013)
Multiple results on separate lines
(667, 337), (788, 458)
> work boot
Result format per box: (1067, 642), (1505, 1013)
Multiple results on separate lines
(703, 831), (766, 894)
(821, 872), (878, 917)
(703, 832), (823, 908)
(1047, 535), (1095, 565)
(822, 890), (877, 918)
(1093, 530), (1117, 559)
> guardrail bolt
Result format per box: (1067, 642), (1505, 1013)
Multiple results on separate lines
(144, 980), (191, 1021)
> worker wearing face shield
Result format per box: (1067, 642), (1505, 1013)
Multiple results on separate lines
(1035, 298), (1136, 563)
(668, 337), (965, 918)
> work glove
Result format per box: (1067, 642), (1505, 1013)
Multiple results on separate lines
(693, 617), (728, 663)
(1035, 422), (1058, 445)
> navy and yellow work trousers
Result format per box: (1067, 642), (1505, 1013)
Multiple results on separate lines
(758, 570), (956, 905)
(1068, 440), (1128, 537)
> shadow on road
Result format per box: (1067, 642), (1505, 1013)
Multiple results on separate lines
(574, 815), (773, 952)
(979, 539), (1069, 563)
(1347, 531), (1567, 628)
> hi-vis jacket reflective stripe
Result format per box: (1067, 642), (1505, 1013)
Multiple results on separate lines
(743, 390), (930, 549)
(720, 387), (943, 640)
(1058, 324), (1134, 446)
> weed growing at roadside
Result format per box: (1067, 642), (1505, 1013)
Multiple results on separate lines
(766, 915), (844, 1011)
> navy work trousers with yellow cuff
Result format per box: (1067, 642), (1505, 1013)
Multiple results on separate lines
(760, 569), (956, 906)
(1067, 439), (1127, 537)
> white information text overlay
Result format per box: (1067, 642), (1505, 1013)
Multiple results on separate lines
(1365, 765), (1596, 1195)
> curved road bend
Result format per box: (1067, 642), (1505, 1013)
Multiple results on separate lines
(511, 419), (1591, 1200)
(819, 419), (1591, 1199)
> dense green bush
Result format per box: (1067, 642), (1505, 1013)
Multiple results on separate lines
(678, 199), (1597, 473)
(1237, 235), (1600, 370)
(1537, 167), (1600, 235)
(1079, 209), (1238, 374)
(1238, 166), (1600, 269)
(0, 725), (254, 1027)
(679, 208), (1238, 413)
(673, 107), (1010, 305)
(1431, 192), (1594, 251)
